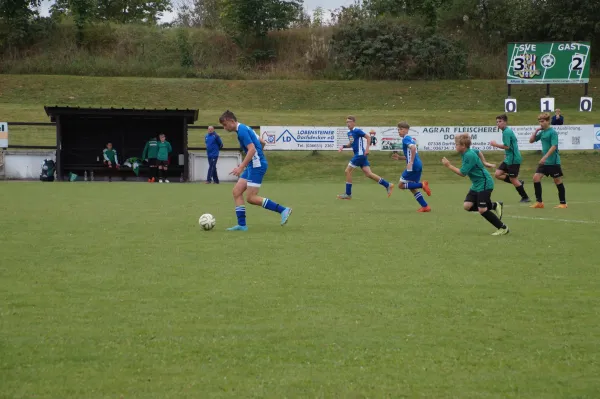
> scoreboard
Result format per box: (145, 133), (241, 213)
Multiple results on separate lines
(506, 42), (591, 84)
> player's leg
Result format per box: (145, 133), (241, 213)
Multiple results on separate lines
(530, 166), (545, 208)
(552, 166), (567, 208)
(338, 163), (355, 199)
(477, 190), (509, 235)
(400, 170), (430, 196)
(361, 164), (393, 197)
(245, 167), (292, 225)
(213, 157), (220, 184)
(227, 174), (248, 231)
(463, 190), (479, 212)
(507, 164), (529, 202)
(163, 162), (170, 183)
(495, 162), (510, 182)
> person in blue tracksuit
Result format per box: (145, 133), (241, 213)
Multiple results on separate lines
(205, 126), (223, 184)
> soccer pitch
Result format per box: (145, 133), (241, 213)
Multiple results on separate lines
(2, 180), (600, 398)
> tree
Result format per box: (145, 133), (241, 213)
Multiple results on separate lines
(220, 0), (303, 37)
(51, 0), (172, 24)
(174, 0), (222, 28)
(0, 0), (42, 47)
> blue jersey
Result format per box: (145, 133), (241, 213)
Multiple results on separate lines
(348, 128), (368, 156)
(402, 135), (422, 170)
(237, 123), (266, 168)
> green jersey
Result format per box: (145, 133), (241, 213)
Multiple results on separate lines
(142, 139), (159, 159)
(501, 127), (522, 165)
(157, 140), (172, 161)
(103, 148), (119, 164)
(533, 128), (560, 165)
(460, 148), (494, 192)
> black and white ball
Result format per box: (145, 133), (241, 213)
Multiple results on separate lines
(199, 214), (216, 230)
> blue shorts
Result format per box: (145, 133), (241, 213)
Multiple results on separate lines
(401, 169), (422, 183)
(348, 155), (370, 169)
(241, 164), (268, 187)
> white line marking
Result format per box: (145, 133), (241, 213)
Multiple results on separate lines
(504, 200), (600, 208)
(505, 215), (600, 224)
(542, 43), (553, 81)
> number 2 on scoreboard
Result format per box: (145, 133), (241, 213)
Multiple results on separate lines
(571, 54), (584, 72)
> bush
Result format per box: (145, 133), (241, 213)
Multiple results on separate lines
(330, 18), (468, 80)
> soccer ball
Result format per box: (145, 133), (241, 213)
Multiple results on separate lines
(541, 54), (556, 69)
(199, 213), (216, 231)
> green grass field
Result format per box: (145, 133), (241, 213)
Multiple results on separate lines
(2, 74), (600, 397)
(2, 179), (600, 398)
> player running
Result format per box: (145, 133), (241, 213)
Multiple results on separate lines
(219, 110), (292, 231)
(528, 112), (567, 209)
(442, 133), (509, 236)
(392, 121), (431, 212)
(489, 114), (530, 202)
(337, 115), (393, 200)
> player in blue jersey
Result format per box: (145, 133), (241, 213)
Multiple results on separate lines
(219, 110), (292, 231)
(392, 122), (432, 212)
(337, 115), (393, 199)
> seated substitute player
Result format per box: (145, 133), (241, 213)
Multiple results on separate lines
(219, 110), (292, 231)
(102, 142), (120, 182)
(156, 133), (172, 183)
(528, 112), (567, 209)
(392, 121), (431, 212)
(489, 114), (530, 203)
(337, 115), (393, 200)
(442, 134), (509, 236)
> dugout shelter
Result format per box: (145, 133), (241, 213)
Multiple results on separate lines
(44, 106), (198, 181)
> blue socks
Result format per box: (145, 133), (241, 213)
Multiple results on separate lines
(345, 182), (352, 196)
(262, 198), (286, 213)
(414, 192), (428, 207)
(378, 178), (390, 189)
(235, 205), (246, 226)
(406, 182), (423, 190)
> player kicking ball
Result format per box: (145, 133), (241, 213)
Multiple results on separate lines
(337, 115), (393, 200)
(442, 134), (509, 236)
(489, 114), (530, 202)
(219, 110), (292, 231)
(528, 112), (567, 209)
(392, 121), (431, 212)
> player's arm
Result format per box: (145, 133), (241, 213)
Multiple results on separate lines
(259, 136), (266, 150)
(442, 157), (466, 177)
(142, 142), (148, 160)
(103, 149), (110, 164)
(239, 142), (256, 168)
(476, 150), (495, 169)
(339, 142), (351, 151)
(529, 128), (542, 143)
(407, 144), (417, 170)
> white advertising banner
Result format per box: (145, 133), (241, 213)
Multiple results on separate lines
(261, 125), (596, 151)
(0, 122), (7, 148)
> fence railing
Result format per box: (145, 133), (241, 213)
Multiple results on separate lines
(4, 122), (259, 151)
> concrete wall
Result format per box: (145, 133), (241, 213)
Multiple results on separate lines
(189, 151), (242, 182)
(3, 151), (55, 180)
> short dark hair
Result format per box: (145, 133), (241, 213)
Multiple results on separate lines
(219, 110), (237, 123)
(397, 121), (410, 129)
(346, 115), (356, 122)
(496, 114), (508, 122)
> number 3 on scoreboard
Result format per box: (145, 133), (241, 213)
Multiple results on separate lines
(571, 54), (584, 72)
(513, 55), (525, 71)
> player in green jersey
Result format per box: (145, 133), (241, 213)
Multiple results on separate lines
(142, 135), (159, 183)
(102, 142), (120, 182)
(442, 133), (509, 236)
(156, 133), (173, 183)
(529, 113), (567, 209)
(490, 114), (530, 203)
